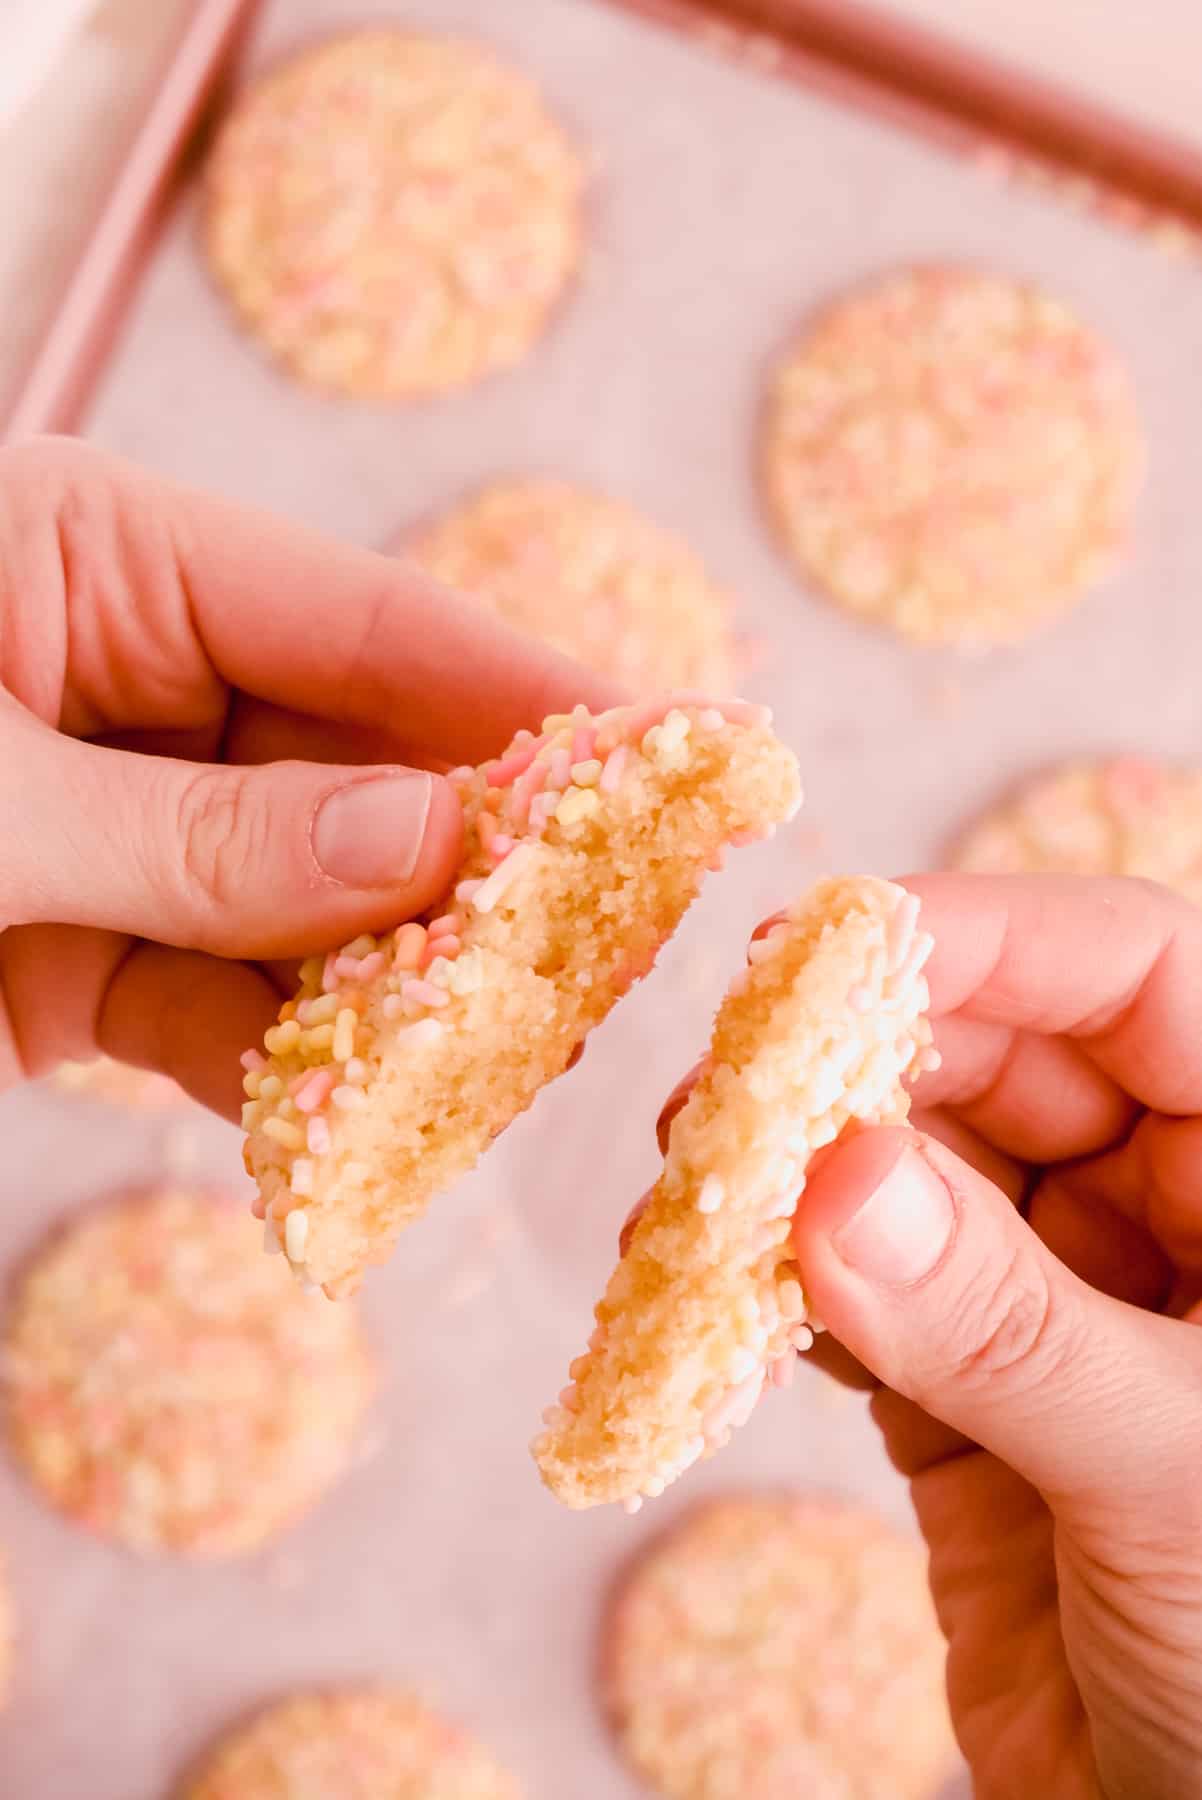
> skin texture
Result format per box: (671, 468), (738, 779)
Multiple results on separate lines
(0, 438), (620, 1115)
(656, 875), (1202, 1800)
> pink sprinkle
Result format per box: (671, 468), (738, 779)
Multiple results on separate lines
(508, 756), (548, 828)
(427, 912), (463, 939)
(355, 951), (386, 982)
(455, 878), (485, 904)
(307, 1115), (331, 1155)
(292, 1067), (337, 1114)
(249, 1193), (266, 1220)
(334, 955), (360, 980)
(729, 829), (765, 848)
(393, 922), (428, 970)
(703, 1369), (765, 1442)
(599, 746), (627, 793)
(486, 740), (542, 787)
(477, 811), (499, 849)
(422, 934), (461, 967)
(240, 1049), (266, 1073)
(488, 834), (516, 863)
(771, 1354), (796, 1389)
(528, 792), (557, 834)
(471, 841), (537, 913)
(402, 978), (450, 1008)
(548, 747), (572, 790)
(321, 953), (339, 993)
(571, 726), (596, 764)
(705, 847), (726, 872)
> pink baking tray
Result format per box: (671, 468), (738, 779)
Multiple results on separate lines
(4, 1), (1202, 1794)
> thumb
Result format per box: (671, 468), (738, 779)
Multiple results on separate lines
(1, 710), (462, 956)
(794, 1125), (1202, 1516)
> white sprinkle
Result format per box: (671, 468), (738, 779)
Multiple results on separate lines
(447, 949), (485, 994)
(622, 1496), (644, 1515)
(381, 994), (404, 1019)
(697, 1174), (725, 1214)
(728, 1347), (760, 1383)
(917, 1045), (942, 1072)
(424, 956), (454, 985)
(471, 842), (538, 913)
(643, 1476), (666, 1498)
(290, 1157), (315, 1197)
(398, 1018), (445, 1049)
(808, 1118), (838, 1149)
(331, 1085), (366, 1111)
(455, 878), (485, 904)
(285, 1210), (309, 1263)
(747, 936), (779, 965)
(778, 1278), (805, 1321)
(698, 707), (724, 730)
(806, 1063), (845, 1113)
(790, 1324), (815, 1352)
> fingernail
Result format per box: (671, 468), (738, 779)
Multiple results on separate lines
(313, 772), (433, 888)
(832, 1145), (955, 1286)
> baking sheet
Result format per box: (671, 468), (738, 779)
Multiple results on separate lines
(7, 0), (1202, 1791)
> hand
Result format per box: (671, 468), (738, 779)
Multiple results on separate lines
(788, 874), (1202, 1800)
(0, 439), (618, 1115)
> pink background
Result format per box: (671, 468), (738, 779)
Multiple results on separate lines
(5, 0), (1202, 1792)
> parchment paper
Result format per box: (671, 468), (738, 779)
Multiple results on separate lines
(6, 0), (1202, 1791)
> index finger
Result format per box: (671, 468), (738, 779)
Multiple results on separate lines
(21, 440), (626, 762)
(905, 872), (1202, 1115)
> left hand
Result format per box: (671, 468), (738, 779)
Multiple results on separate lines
(0, 438), (618, 1115)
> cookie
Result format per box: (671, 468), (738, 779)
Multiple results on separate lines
(204, 31), (583, 397)
(951, 754), (1202, 904)
(403, 479), (734, 691)
(52, 1056), (182, 1110)
(534, 877), (935, 1511)
(182, 1689), (521, 1800)
(763, 267), (1142, 646)
(3, 1186), (373, 1556)
(243, 698), (801, 1297)
(605, 1494), (955, 1800)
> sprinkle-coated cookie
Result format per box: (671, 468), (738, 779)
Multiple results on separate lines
(243, 697), (801, 1298)
(763, 267), (1142, 646)
(605, 1494), (955, 1800)
(52, 1057), (183, 1110)
(204, 31), (583, 398)
(404, 479), (734, 691)
(535, 878), (935, 1510)
(4, 1186), (373, 1556)
(951, 754), (1202, 904)
(182, 1689), (521, 1800)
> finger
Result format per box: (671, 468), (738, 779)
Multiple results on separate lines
(916, 1013), (1136, 1162)
(220, 696), (428, 771)
(0, 702), (463, 956)
(99, 941), (278, 1119)
(655, 1059), (707, 1154)
(910, 1105), (1027, 1206)
(903, 872), (1202, 1114)
(5, 439), (624, 758)
(1027, 1172), (1173, 1311)
(1049, 1112), (1202, 1272)
(794, 1124), (1202, 1518)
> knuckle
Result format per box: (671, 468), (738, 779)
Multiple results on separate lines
(174, 767), (266, 938)
(944, 1248), (1073, 1392)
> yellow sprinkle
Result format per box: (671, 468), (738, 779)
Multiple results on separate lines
(307, 994), (339, 1024)
(241, 1101), (261, 1130)
(333, 1008), (357, 1063)
(298, 956), (323, 985)
(242, 1070), (262, 1099)
(344, 934), (375, 959)
(299, 1024), (335, 1054)
(264, 1019), (301, 1055)
(262, 1115), (305, 1150)
(258, 1075), (284, 1101)
(556, 786), (600, 828)
(571, 758), (603, 786)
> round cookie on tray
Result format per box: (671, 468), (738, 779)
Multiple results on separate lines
(3, 1186), (374, 1557)
(242, 697), (801, 1299)
(181, 1689), (522, 1800)
(762, 267), (1143, 647)
(204, 30), (584, 398)
(604, 1493), (955, 1800)
(51, 1056), (183, 1110)
(951, 754), (1202, 904)
(402, 478), (735, 692)
(535, 876), (935, 1513)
